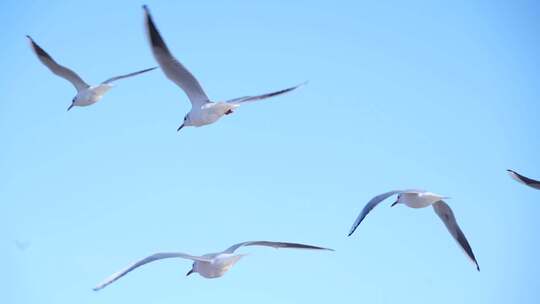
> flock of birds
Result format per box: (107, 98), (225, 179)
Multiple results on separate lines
(24, 5), (539, 292)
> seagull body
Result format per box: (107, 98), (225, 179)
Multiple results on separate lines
(189, 102), (239, 128)
(507, 169), (540, 190)
(26, 36), (156, 111)
(94, 241), (333, 291)
(348, 190), (480, 271)
(189, 252), (245, 278)
(143, 5), (305, 131)
(397, 191), (446, 208)
(72, 84), (113, 108)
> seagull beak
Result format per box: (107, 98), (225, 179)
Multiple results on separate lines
(391, 200), (398, 207)
(67, 104), (74, 111)
(186, 269), (194, 276)
(177, 124), (184, 132)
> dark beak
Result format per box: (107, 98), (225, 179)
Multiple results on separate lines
(391, 200), (398, 207)
(186, 269), (194, 276)
(177, 124), (184, 132)
(67, 104), (74, 111)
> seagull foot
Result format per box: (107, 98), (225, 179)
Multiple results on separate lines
(225, 109), (234, 115)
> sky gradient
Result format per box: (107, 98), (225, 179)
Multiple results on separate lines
(2, 1), (540, 303)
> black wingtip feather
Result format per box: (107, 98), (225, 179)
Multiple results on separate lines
(142, 5), (149, 13)
(143, 5), (170, 54)
(26, 37), (51, 60)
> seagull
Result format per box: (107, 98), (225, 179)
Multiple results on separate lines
(142, 5), (305, 131)
(507, 169), (540, 190)
(26, 36), (157, 111)
(348, 190), (480, 271)
(94, 241), (333, 291)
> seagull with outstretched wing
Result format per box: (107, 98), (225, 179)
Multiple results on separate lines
(143, 5), (305, 131)
(26, 36), (156, 111)
(348, 190), (480, 271)
(94, 240), (333, 291)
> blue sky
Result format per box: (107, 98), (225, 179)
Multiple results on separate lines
(2, 0), (540, 303)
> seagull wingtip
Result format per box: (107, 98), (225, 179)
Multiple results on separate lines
(142, 5), (150, 15)
(348, 225), (359, 236)
(142, 5), (151, 15)
(295, 81), (309, 88)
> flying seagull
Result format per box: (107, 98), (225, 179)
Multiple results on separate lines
(26, 36), (156, 111)
(142, 5), (305, 131)
(348, 190), (480, 271)
(94, 241), (333, 291)
(507, 169), (540, 190)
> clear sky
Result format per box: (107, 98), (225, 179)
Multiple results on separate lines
(2, 0), (540, 303)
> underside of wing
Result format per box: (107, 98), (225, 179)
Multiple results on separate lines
(26, 36), (89, 92)
(507, 169), (540, 190)
(93, 252), (210, 291)
(223, 241), (333, 254)
(348, 190), (406, 236)
(102, 67), (157, 84)
(226, 82), (306, 105)
(143, 6), (209, 107)
(432, 201), (480, 271)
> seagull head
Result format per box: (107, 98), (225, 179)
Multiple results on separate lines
(177, 114), (192, 132)
(186, 262), (196, 276)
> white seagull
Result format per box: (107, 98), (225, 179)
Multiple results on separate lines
(507, 169), (540, 190)
(143, 5), (305, 131)
(26, 36), (157, 111)
(348, 190), (480, 271)
(93, 240), (333, 291)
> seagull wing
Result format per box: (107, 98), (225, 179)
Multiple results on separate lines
(93, 252), (211, 291)
(226, 82), (306, 105)
(143, 6), (209, 107)
(101, 67), (157, 84)
(432, 200), (480, 271)
(507, 169), (540, 190)
(223, 241), (333, 254)
(26, 36), (89, 92)
(348, 190), (406, 236)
